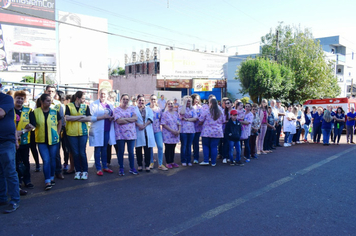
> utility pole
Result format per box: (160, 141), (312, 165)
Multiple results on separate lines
(275, 30), (279, 61)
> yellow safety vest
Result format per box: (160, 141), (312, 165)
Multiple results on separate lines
(14, 107), (32, 145)
(34, 108), (59, 145)
(50, 100), (61, 112)
(66, 103), (88, 137)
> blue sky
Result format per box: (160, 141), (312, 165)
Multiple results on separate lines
(56, 0), (356, 68)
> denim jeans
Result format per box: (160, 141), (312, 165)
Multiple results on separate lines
(116, 139), (135, 169)
(192, 132), (201, 162)
(94, 131), (109, 171)
(0, 141), (20, 205)
(202, 137), (220, 165)
(284, 132), (290, 143)
(38, 143), (59, 184)
(241, 137), (250, 159)
(229, 140), (241, 162)
(322, 129), (331, 144)
(303, 124), (311, 140)
(288, 133), (294, 143)
(67, 135), (88, 172)
(333, 124), (344, 144)
(180, 133), (194, 164)
(150, 132), (163, 166)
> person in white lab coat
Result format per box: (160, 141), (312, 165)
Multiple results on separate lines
(89, 89), (116, 176)
(135, 94), (155, 172)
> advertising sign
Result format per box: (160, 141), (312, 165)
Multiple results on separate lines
(156, 79), (192, 89)
(193, 79), (226, 91)
(58, 11), (108, 84)
(0, 0), (56, 72)
(159, 50), (228, 79)
(98, 79), (113, 92)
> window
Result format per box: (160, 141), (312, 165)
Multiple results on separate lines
(129, 65), (132, 74)
(136, 64), (140, 73)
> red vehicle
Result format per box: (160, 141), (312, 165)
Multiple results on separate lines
(303, 97), (356, 113)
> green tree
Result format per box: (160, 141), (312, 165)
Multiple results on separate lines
(240, 96), (251, 104)
(21, 74), (56, 85)
(261, 25), (340, 103)
(118, 67), (125, 75)
(110, 66), (125, 76)
(236, 57), (293, 104)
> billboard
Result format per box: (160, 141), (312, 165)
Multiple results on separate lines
(57, 11), (108, 84)
(159, 50), (228, 79)
(0, 0), (56, 72)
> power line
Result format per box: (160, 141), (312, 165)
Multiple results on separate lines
(62, 0), (223, 45)
(1, 7), (252, 59)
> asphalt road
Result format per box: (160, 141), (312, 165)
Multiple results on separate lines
(1, 137), (356, 236)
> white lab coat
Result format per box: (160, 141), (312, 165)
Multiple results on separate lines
(89, 99), (116, 147)
(135, 106), (155, 148)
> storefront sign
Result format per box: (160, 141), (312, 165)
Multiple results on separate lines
(156, 79), (192, 89)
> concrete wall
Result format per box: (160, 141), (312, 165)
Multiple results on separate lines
(110, 74), (157, 97)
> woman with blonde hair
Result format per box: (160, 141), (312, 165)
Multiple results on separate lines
(191, 94), (203, 164)
(179, 95), (197, 166)
(321, 109), (333, 146)
(149, 94), (167, 170)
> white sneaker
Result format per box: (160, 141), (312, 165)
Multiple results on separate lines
(222, 158), (227, 164)
(81, 172), (88, 180)
(193, 160), (199, 164)
(74, 172), (81, 180)
(199, 161), (210, 166)
(284, 143), (290, 147)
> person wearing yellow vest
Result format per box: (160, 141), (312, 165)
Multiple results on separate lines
(14, 91), (36, 190)
(33, 94), (62, 191)
(65, 91), (93, 180)
(44, 85), (64, 180)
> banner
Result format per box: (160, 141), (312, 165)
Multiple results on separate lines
(0, 0), (56, 72)
(156, 79), (192, 89)
(58, 11), (108, 84)
(159, 50), (228, 79)
(193, 79), (226, 91)
(98, 79), (113, 92)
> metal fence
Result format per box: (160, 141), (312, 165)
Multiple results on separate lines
(2, 81), (99, 101)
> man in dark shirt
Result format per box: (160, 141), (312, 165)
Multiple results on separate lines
(0, 87), (20, 214)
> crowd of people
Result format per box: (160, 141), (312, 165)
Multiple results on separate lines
(1, 83), (356, 214)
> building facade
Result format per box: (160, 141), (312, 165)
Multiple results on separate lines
(316, 35), (356, 97)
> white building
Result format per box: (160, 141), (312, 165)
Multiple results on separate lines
(316, 35), (356, 97)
